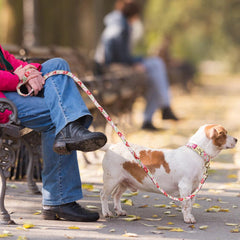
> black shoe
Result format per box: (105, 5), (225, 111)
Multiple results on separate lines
(162, 107), (179, 121)
(53, 121), (107, 154)
(142, 122), (158, 131)
(42, 202), (99, 222)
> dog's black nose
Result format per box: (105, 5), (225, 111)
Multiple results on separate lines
(234, 138), (238, 143)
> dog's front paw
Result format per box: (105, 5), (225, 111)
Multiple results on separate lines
(183, 214), (196, 224)
(115, 209), (127, 216)
(103, 210), (114, 218)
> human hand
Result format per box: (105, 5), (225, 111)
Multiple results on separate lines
(14, 64), (37, 80)
(25, 69), (45, 96)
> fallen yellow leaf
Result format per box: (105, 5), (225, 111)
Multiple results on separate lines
(164, 211), (171, 215)
(206, 198), (212, 202)
(86, 205), (98, 209)
(2, 231), (12, 237)
(122, 192), (138, 197)
(231, 228), (239, 233)
(68, 226), (80, 230)
(193, 203), (201, 208)
(138, 204), (148, 208)
(124, 199), (133, 206)
(220, 208), (229, 212)
(122, 232), (138, 237)
(199, 225), (208, 230)
(225, 223), (239, 226)
(153, 204), (166, 208)
(227, 174), (238, 179)
(144, 218), (162, 221)
(17, 237), (27, 240)
(82, 184), (94, 190)
(91, 188), (101, 193)
(205, 206), (229, 212)
(122, 215), (141, 221)
(0, 233), (8, 238)
(96, 225), (106, 228)
(23, 223), (34, 229)
(167, 222), (174, 225)
(141, 223), (156, 227)
(170, 228), (184, 232)
(33, 210), (41, 215)
(157, 226), (174, 230)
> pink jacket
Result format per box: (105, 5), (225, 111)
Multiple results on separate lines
(0, 45), (42, 123)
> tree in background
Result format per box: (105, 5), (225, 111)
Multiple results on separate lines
(142, 0), (240, 71)
(0, 0), (239, 71)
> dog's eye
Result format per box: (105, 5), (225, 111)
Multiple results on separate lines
(218, 131), (226, 136)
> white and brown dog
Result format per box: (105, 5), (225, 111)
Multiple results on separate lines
(100, 124), (237, 223)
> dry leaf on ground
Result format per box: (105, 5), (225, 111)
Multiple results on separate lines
(122, 232), (138, 237)
(68, 226), (80, 230)
(199, 225), (208, 230)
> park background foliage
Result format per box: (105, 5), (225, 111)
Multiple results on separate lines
(0, 0), (239, 72)
(143, 0), (239, 71)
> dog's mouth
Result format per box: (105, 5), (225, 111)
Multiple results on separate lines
(225, 137), (238, 149)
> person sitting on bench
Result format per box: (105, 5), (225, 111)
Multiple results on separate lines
(0, 44), (107, 222)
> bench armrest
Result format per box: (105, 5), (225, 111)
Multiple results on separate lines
(0, 98), (20, 126)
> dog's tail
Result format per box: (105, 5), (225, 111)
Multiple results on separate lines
(99, 143), (112, 152)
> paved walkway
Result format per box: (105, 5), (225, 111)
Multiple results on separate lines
(1, 74), (240, 240)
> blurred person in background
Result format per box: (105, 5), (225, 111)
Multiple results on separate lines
(95, 0), (179, 130)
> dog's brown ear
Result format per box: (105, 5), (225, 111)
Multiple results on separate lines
(205, 125), (227, 139)
(215, 126), (227, 136)
(205, 125), (218, 139)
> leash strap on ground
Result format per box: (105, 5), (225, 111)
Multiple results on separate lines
(18, 70), (209, 202)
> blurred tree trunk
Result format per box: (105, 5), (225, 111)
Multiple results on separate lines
(34, 0), (113, 52)
(3, 0), (23, 45)
(22, 0), (36, 48)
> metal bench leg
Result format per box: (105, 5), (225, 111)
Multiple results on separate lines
(0, 168), (15, 224)
(22, 139), (41, 194)
(0, 142), (16, 225)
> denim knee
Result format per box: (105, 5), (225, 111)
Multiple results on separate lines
(42, 58), (70, 72)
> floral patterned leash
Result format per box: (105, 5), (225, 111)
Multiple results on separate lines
(18, 70), (211, 202)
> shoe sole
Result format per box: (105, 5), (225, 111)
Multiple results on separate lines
(42, 210), (99, 222)
(53, 136), (107, 155)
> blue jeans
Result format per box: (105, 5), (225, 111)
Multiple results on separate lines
(4, 58), (93, 205)
(143, 57), (171, 123)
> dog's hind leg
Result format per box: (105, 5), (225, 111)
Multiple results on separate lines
(113, 183), (127, 216)
(100, 178), (120, 218)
